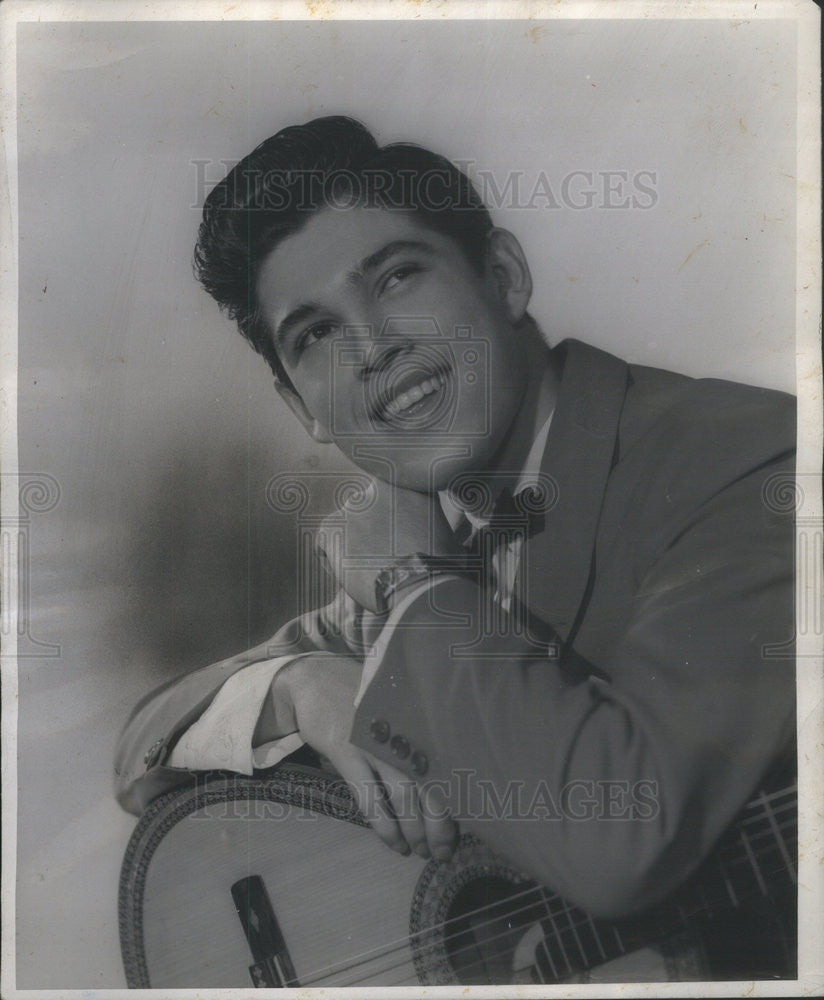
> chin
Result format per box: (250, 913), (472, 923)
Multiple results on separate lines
(338, 427), (505, 492)
(406, 443), (503, 493)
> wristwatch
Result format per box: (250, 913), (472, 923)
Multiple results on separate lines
(373, 552), (468, 614)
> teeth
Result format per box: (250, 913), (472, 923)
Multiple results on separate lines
(381, 370), (447, 418)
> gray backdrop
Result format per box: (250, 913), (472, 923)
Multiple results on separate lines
(15, 17), (796, 987)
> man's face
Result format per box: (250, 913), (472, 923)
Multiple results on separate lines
(257, 205), (531, 491)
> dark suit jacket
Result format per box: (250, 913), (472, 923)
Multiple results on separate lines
(114, 339), (796, 919)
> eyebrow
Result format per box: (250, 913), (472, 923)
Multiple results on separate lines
(275, 302), (322, 348)
(347, 239), (436, 285)
(274, 239), (437, 348)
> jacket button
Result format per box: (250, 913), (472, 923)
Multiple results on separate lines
(410, 751), (429, 776)
(390, 735), (410, 759)
(369, 719), (390, 743)
(143, 738), (164, 768)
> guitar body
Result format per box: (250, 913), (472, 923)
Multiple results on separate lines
(120, 765), (431, 987)
(119, 763), (797, 988)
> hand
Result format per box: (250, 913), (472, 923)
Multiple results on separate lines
(270, 653), (458, 861)
(316, 479), (462, 612)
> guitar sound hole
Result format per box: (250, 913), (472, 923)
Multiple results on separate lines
(443, 875), (543, 984)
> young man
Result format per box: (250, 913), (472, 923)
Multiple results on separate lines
(114, 117), (796, 972)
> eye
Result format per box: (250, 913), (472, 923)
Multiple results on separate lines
(379, 263), (421, 295)
(296, 321), (339, 354)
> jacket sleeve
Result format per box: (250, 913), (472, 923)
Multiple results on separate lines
(350, 452), (796, 919)
(114, 590), (366, 816)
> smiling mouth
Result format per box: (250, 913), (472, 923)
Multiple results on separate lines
(370, 363), (452, 425)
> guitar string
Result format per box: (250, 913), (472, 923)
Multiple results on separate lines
(293, 808), (797, 987)
(300, 856), (797, 985)
(438, 817), (800, 988)
(293, 881), (548, 985)
(445, 839), (799, 990)
(294, 813), (797, 987)
(300, 794), (798, 984)
(232, 772), (795, 986)
(294, 799), (797, 983)
(337, 816), (801, 990)
(306, 821), (799, 991)
(215, 785), (795, 987)
(296, 877), (586, 988)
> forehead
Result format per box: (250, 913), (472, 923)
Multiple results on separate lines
(255, 206), (460, 321)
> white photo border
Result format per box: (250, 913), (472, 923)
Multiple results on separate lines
(1, 2), (821, 998)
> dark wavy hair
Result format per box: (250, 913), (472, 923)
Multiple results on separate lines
(192, 116), (494, 387)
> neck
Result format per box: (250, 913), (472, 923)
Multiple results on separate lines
(484, 322), (558, 491)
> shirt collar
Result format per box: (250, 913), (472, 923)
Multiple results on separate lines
(438, 366), (556, 532)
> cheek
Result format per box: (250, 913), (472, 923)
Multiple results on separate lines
(290, 350), (340, 425)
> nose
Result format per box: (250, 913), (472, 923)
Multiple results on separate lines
(358, 339), (414, 380)
(351, 312), (440, 379)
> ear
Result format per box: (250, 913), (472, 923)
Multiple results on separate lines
(485, 228), (533, 323)
(274, 380), (334, 444)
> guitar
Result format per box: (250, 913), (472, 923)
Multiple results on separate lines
(119, 761), (797, 988)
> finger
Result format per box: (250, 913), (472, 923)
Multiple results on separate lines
(336, 753), (409, 856)
(373, 760), (430, 859)
(419, 779), (459, 862)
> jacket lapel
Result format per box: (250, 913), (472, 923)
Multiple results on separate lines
(523, 339), (629, 642)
